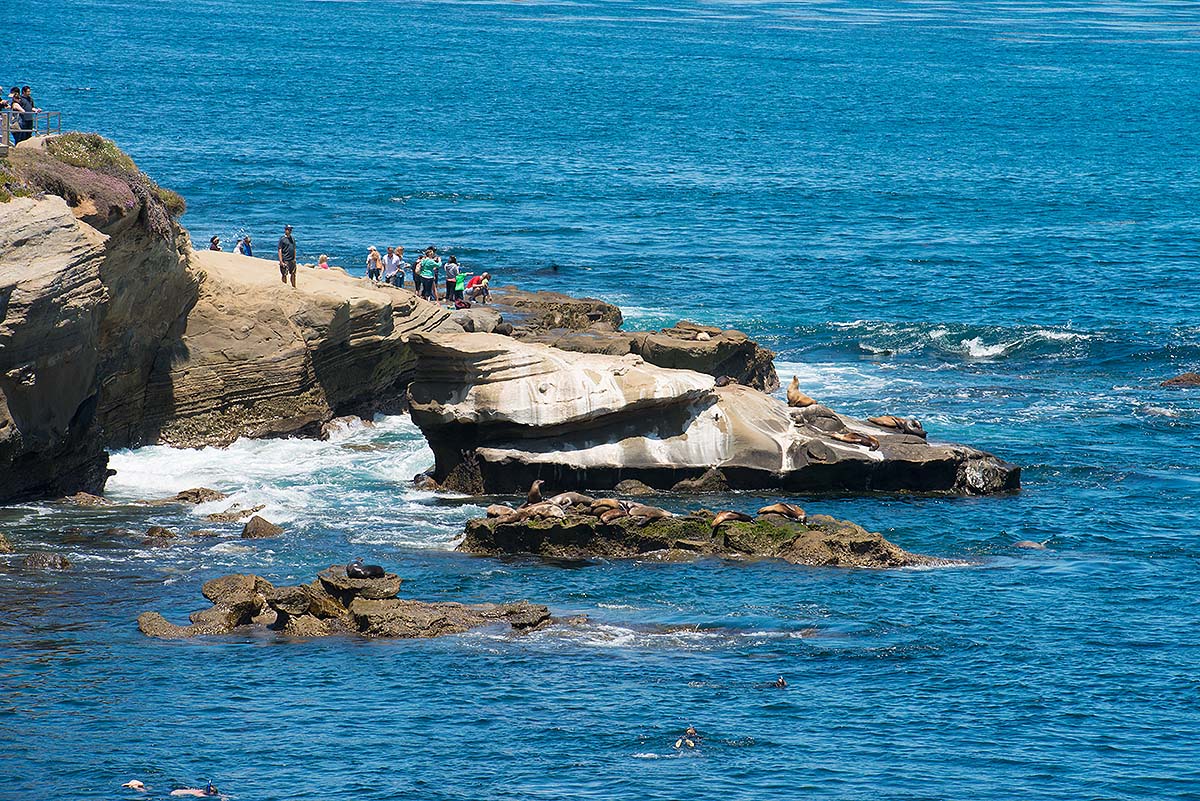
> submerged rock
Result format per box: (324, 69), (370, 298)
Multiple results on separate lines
(138, 565), (551, 640)
(406, 332), (1020, 496)
(460, 504), (952, 569)
(22, 551), (72, 570)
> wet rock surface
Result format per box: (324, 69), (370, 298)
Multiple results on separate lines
(138, 565), (553, 640)
(461, 501), (951, 569)
(22, 551), (73, 570)
(240, 515), (283, 538)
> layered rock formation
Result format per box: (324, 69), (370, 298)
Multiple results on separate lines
(0, 188), (196, 503)
(491, 287), (779, 392)
(137, 565), (552, 640)
(141, 251), (452, 446)
(407, 331), (1019, 495)
(461, 502), (950, 568)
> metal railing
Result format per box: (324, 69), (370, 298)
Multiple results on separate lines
(1, 110), (63, 153)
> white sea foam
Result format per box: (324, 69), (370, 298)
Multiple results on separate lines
(105, 415), (464, 548)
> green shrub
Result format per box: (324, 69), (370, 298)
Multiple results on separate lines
(45, 132), (138, 175)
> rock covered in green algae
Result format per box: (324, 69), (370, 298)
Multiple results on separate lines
(460, 510), (952, 569)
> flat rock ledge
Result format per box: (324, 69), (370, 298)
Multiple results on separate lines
(460, 502), (954, 569)
(137, 566), (552, 640)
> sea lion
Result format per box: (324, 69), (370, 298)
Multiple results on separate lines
(786, 376), (816, 408)
(757, 502), (806, 521)
(486, 504), (517, 518)
(599, 508), (630, 524)
(829, 430), (880, 450)
(714, 375), (738, 388)
(628, 504), (673, 524)
(695, 331), (712, 341)
(346, 558), (385, 579)
(525, 479), (545, 507)
(589, 498), (622, 513)
(549, 491), (595, 508)
(711, 510), (754, 528)
(868, 415), (926, 438)
(525, 502), (566, 520)
(1013, 539), (1051, 550)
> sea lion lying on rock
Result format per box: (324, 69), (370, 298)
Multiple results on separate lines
(711, 510), (754, 529)
(549, 492), (595, 508)
(486, 504), (517, 518)
(628, 504), (674, 525)
(600, 508), (630, 524)
(757, 503), (806, 521)
(868, 415), (927, 438)
(590, 498), (623, 513)
(829, 430), (880, 450)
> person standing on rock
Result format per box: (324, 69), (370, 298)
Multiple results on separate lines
(366, 246), (383, 282)
(278, 224), (297, 287)
(444, 255), (460, 304)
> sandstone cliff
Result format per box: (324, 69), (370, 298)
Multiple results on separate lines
(144, 252), (452, 446)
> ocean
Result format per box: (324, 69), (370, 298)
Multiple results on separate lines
(4, 1), (1200, 798)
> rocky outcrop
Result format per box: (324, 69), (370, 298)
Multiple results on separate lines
(460, 502), (950, 568)
(1162, 372), (1200, 387)
(406, 331), (1019, 495)
(137, 565), (553, 640)
(492, 288), (779, 392)
(0, 184), (195, 503)
(139, 250), (453, 447)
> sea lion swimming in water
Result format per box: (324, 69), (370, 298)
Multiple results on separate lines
(829, 430), (880, 450)
(786, 376), (816, 408)
(549, 491), (595, 508)
(1013, 539), (1051, 550)
(757, 502), (806, 521)
(347, 558), (385, 579)
(711, 510), (754, 529)
(525, 479), (545, 507)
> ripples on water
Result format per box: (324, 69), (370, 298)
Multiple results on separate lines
(5, 0), (1200, 798)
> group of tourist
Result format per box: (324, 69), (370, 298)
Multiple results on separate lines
(209, 225), (491, 304)
(2, 85), (40, 144)
(364, 245), (490, 305)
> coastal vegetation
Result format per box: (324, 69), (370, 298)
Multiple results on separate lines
(0, 132), (184, 236)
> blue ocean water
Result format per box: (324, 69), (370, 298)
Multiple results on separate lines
(4, 1), (1200, 798)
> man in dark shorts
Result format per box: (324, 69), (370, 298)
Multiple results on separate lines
(277, 225), (296, 287)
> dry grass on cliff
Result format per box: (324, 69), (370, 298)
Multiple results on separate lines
(2, 132), (186, 237)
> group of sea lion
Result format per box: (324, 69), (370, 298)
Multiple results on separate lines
(787, 376), (928, 448)
(484, 480), (679, 527)
(485, 481), (809, 531)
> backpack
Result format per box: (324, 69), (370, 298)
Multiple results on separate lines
(454, 299), (472, 310)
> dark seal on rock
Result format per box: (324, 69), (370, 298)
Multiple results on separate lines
(346, 558), (385, 579)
